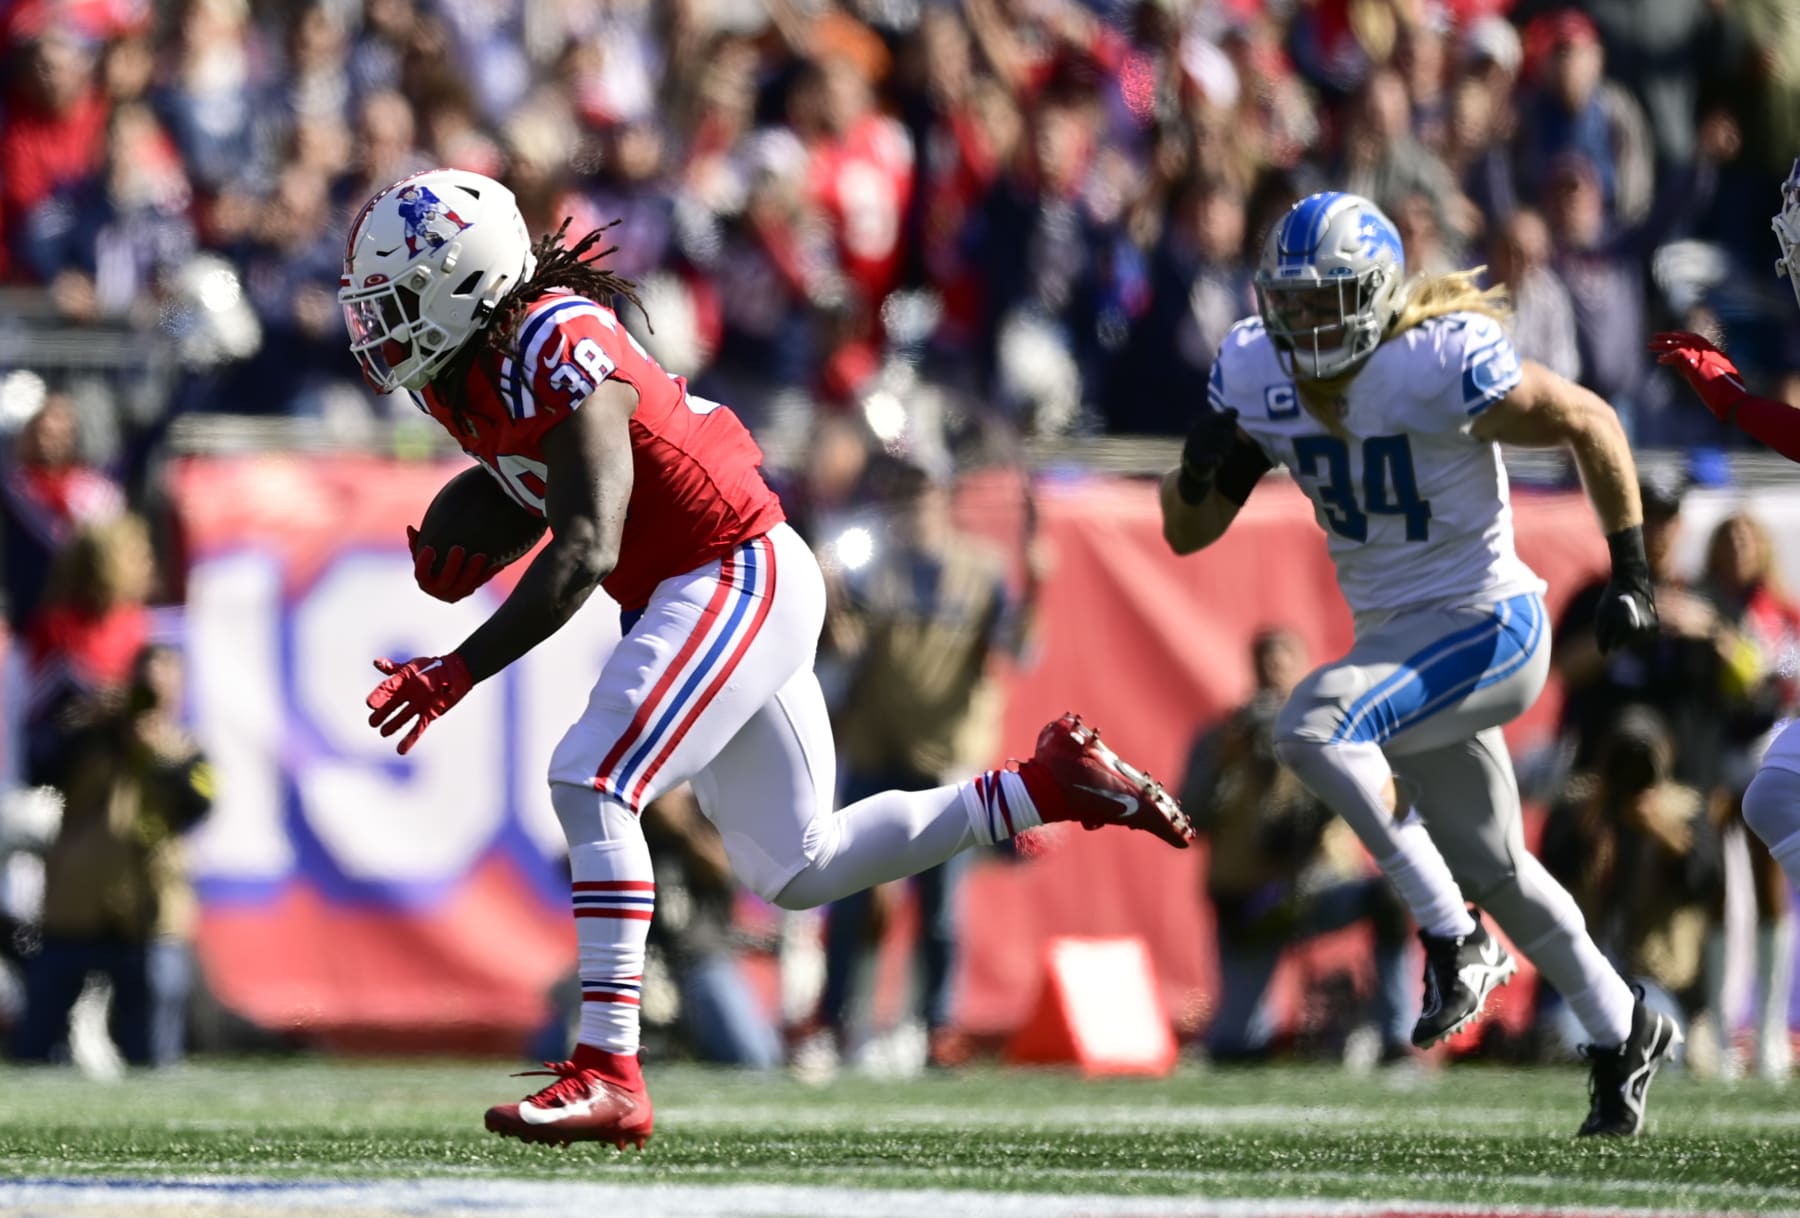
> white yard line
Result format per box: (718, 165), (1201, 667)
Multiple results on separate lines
(1, 1175), (1793, 1218)
(647, 1102), (1800, 1133)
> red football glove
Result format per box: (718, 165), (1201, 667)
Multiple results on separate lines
(406, 526), (498, 604)
(366, 653), (473, 755)
(1649, 332), (1749, 421)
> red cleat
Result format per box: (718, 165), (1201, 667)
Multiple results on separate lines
(1021, 713), (1195, 849)
(483, 1060), (654, 1149)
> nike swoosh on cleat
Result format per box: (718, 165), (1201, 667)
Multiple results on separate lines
(1074, 785), (1138, 817)
(517, 1092), (614, 1125)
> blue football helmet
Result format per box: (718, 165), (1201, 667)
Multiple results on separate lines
(1254, 191), (1406, 381)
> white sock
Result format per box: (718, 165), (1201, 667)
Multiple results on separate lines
(963, 769), (1042, 845)
(774, 771), (1033, 909)
(570, 837), (654, 1055)
(1387, 810), (1479, 939)
(1757, 916), (1795, 1074)
(1278, 738), (1473, 939)
(1510, 876), (1632, 1046)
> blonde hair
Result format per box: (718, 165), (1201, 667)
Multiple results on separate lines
(1388, 268), (1512, 335)
(1296, 268), (1513, 435)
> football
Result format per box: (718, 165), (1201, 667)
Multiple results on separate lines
(413, 465), (548, 575)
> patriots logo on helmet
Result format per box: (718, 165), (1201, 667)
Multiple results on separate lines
(395, 184), (471, 258)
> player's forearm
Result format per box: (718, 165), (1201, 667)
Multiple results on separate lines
(1730, 393), (1800, 463)
(1564, 400), (1642, 535)
(455, 532), (615, 683)
(1160, 470), (1238, 555)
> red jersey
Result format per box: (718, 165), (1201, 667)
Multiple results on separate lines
(415, 291), (786, 611)
(808, 114), (914, 307)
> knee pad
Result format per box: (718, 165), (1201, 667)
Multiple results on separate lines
(549, 780), (638, 847)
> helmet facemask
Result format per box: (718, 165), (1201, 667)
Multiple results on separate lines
(1255, 263), (1398, 381)
(341, 264), (465, 392)
(1775, 158), (1800, 311)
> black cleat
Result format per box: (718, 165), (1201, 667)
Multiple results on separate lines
(1413, 910), (1517, 1048)
(1578, 989), (1683, 1137)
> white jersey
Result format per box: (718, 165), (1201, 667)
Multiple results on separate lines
(1212, 310), (1546, 618)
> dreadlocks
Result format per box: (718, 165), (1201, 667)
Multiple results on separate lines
(436, 218), (649, 428)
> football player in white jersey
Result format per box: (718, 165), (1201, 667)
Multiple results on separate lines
(1163, 191), (1678, 1136)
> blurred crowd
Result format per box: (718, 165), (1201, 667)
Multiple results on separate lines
(2, 0), (1799, 455)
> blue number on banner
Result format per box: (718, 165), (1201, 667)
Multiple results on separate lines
(1291, 434), (1431, 543)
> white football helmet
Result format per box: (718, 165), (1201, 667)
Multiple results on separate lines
(339, 169), (536, 393)
(1254, 191), (1406, 380)
(1775, 158), (1800, 310)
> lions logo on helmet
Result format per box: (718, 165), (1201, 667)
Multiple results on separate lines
(1255, 192), (1407, 381)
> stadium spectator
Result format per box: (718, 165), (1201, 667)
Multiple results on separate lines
(1443, 74), (1518, 232)
(1698, 511), (1798, 1082)
(1109, 172), (1253, 435)
(640, 786), (782, 1070)
(1514, 10), (1654, 224)
(809, 455), (1044, 1072)
(1538, 707), (1723, 1056)
(1486, 208), (1581, 383)
(10, 642), (214, 1068)
(1336, 68), (1472, 257)
(219, 165), (358, 419)
(154, 0), (261, 198)
(1181, 628), (1415, 1066)
(1542, 129), (1724, 442)
(1552, 469), (1741, 798)
(21, 513), (155, 787)
(2, 25), (109, 284)
(18, 102), (195, 325)
(0, 394), (124, 635)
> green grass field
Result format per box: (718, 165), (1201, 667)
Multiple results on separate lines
(2, 1059), (1798, 1216)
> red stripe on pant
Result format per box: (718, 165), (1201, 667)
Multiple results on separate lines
(574, 909), (655, 920)
(590, 552), (742, 804)
(626, 535), (779, 807)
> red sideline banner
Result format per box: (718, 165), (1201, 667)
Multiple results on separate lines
(170, 455), (1608, 1050)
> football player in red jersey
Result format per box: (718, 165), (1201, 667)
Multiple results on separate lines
(1651, 157), (1800, 937)
(338, 169), (1195, 1148)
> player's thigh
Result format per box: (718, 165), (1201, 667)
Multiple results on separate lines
(688, 664), (838, 901)
(1756, 717), (1800, 777)
(1276, 593), (1548, 753)
(548, 524), (825, 812)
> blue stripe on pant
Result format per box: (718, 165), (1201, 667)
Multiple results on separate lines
(1329, 593), (1546, 746)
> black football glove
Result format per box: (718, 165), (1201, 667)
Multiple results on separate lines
(1177, 406), (1241, 505)
(1595, 524), (1659, 655)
